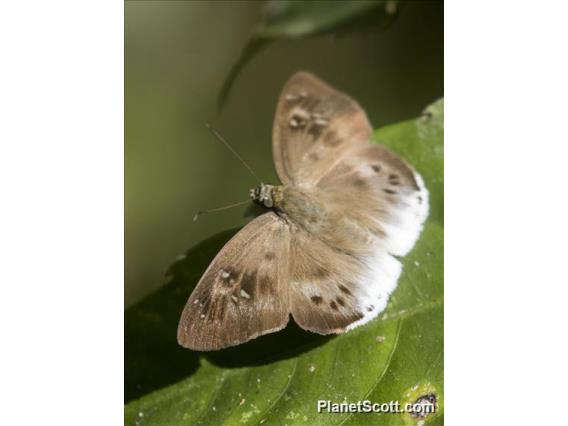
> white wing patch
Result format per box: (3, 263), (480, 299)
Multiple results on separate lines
(373, 170), (429, 257)
(346, 250), (402, 330)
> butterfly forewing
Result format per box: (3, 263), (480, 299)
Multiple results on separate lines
(177, 213), (291, 351)
(272, 71), (374, 185)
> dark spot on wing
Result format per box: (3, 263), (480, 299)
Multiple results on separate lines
(323, 131), (341, 146)
(384, 188), (397, 195)
(308, 152), (320, 161)
(264, 252), (275, 261)
(313, 266), (329, 279)
(338, 284), (352, 296)
(308, 124), (324, 139)
(311, 295), (323, 305)
(336, 297), (345, 307)
(257, 275), (275, 297)
(389, 173), (400, 186)
(366, 304), (375, 312)
(371, 164), (381, 172)
(352, 178), (367, 188)
(418, 195), (423, 204)
(330, 301), (338, 311)
(240, 270), (257, 298)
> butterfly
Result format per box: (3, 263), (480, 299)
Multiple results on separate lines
(177, 71), (428, 351)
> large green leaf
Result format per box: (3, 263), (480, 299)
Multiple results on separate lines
(125, 99), (444, 425)
(218, 0), (400, 109)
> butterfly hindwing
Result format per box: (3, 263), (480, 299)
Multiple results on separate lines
(177, 213), (291, 351)
(288, 228), (402, 334)
(316, 143), (429, 256)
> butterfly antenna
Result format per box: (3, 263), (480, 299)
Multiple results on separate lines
(193, 199), (251, 222)
(205, 123), (263, 184)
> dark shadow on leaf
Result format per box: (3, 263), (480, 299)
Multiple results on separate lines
(205, 318), (332, 369)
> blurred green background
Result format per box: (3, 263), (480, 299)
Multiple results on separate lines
(125, 0), (443, 307)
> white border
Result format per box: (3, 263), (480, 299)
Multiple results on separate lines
(0, 1), (123, 424)
(446, 1), (568, 425)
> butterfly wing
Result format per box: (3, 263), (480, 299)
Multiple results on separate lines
(288, 228), (402, 334)
(272, 71), (373, 185)
(273, 73), (429, 333)
(177, 212), (291, 351)
(316, 142), (429, 257)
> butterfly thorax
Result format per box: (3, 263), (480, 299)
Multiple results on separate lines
(250, 184), (328, 231)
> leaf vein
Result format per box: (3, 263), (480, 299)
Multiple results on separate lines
(253, 357), (298, 425)
(336, 318), (403, 426)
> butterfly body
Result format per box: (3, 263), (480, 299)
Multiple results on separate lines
(178, 72), (429, 351)
(251, 184), (327, 233)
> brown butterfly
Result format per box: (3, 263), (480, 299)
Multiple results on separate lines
(177, 72), (428, 351)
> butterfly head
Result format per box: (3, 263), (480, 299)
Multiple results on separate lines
(250, 184), (282, 209)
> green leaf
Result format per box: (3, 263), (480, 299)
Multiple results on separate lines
(125, 99), (444, 425)
(218, 0), (400, 109)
